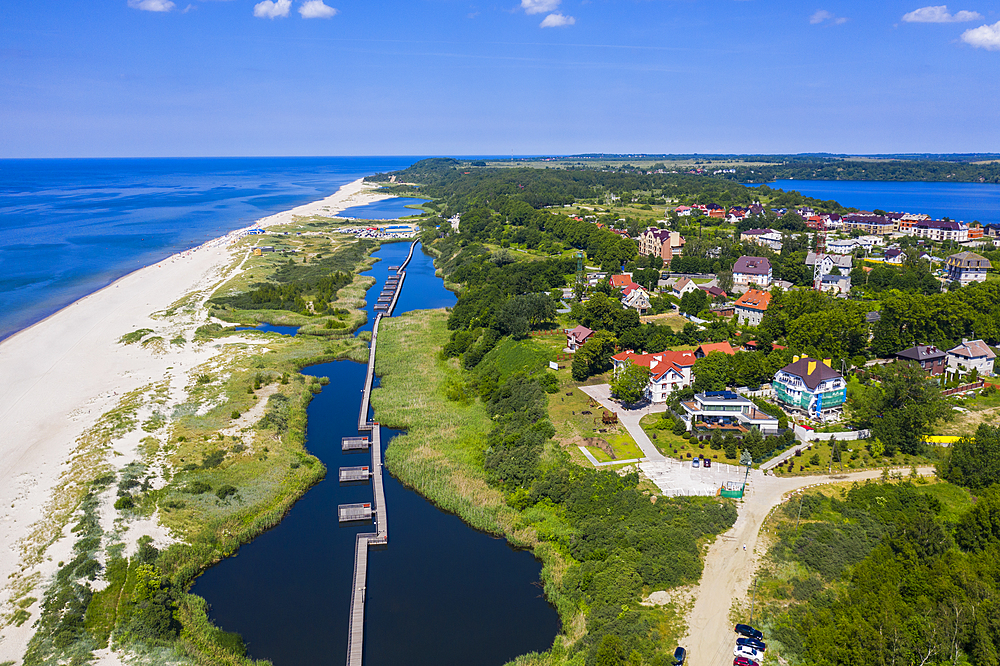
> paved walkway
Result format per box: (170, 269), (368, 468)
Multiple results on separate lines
(576, 446), (642, 467)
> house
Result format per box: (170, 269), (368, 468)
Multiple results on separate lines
(732, 256), (773, 288)
(700, 285), (728, 300)
(609, 274), (634, 289)
(674, 205), (693, 217)
(947, 339), (996, 377)
(896, 344), (948, 376)
(805, 252), (852, 274)
(610, 349), (697, 403)
(695, 341), (736, 358)
(621, 285), (651, 312)
(566, 325), (594, 351)
(773, 357), (847, 422)
(679, 391), (780, 434)
(912, 220), (969, 243)
(856, 235), (886, 251)
(740, 228), (783, 253)
(827, 239), (860, 255)
(671, 277), (698, 298)
(820, 274), (851, 295)
(884, 248), (906, 265)
(945, 252), (991, 285)
(733, 288), (772, 326)
(843, 214), (895, 235)
(637, 228), (685, 264)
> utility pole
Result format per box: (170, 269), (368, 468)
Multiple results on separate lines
(740, 450), (752, 496)
(750, 577), (758, 624)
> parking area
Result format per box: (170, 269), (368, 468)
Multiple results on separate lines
(639, 458), (749, 497)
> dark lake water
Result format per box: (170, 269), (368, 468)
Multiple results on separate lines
(769, 179), (1000, 226)
(190, 241), (560, 665)
(338, 197), (430, 220)
(233, 323), (301, 336)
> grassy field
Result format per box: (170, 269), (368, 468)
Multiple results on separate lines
(638, 312), (690, 330)
(933, 388), (1000, 436)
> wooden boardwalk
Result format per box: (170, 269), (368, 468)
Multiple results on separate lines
(345, 240), (417, 666)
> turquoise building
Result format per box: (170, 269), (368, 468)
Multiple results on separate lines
(772, 357), (847, 422)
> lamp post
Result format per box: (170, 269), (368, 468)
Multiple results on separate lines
(740, 450), (752, 496)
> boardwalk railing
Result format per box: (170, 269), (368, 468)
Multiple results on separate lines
(345, 240), (417, 666)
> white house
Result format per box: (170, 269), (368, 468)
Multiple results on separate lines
(947, 339), (996, 376)
(610, 350), (696, 403)
(732, 256), (773, 289)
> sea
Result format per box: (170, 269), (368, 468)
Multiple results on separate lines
(769, 179), (1000, 226)
(0, 157), (421, 341)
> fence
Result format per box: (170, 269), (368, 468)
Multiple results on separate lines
(794, 424), (870, 442)
(942, 380), (985, 396)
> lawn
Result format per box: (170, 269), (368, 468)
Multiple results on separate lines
(639, 413), (736, 463)
(932, 387), (1000, 436)
(639, 312), (690, 330)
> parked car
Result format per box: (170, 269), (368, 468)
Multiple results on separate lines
(703, 458), (712, 468)
(673, 646), (687, 666)
(737, 637), (767, 652)
(734, 645), (762, 661)
(733, 657), (758, 666)
(735, 624), (763, 640)
(692, 458), (700, 468)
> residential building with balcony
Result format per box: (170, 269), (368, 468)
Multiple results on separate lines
(945, 251), (991, 285)
(773, 357), (847, 422)
(679, 391), (780, 434)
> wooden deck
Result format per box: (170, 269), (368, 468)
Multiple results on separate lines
(345, 240), (416, 666)
(341, 437), (369, 451)
(338, 503), (372, 522)
(339, 466), (371, 482)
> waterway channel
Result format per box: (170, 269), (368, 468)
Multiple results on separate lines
(191, 240), (560, 665)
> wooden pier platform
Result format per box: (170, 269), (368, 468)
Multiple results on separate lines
(338, 503), (372, 523)
(341, 437), (369, 451)
(339, 466), (370, 482)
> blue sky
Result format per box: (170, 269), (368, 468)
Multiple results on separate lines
(2, 1), (998, 157)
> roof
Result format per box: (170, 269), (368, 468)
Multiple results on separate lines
(697, 341), (736, 356)
(778, 357), (843, 390)
(700, 285), (727, 298)
(733, 256), (772, 275)
(567, 325), (594, 344)
(734, 288), (772, 312)
(610, 274), (633, 288)
(896, 345), (947, 362)
(673, 277), (693, 291)
(611, 350), (696, 381)
(948, 340), (996, 360)
(947, 252), (991, 269)
(805, 252), (852, 269)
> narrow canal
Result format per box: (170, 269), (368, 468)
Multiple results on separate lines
(191, 240), (560, 665)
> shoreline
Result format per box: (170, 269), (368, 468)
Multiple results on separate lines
(0, 177), (386, 661)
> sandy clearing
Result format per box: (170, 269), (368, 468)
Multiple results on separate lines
(682, 466), (937, 666)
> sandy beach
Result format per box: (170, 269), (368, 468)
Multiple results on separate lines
(0, 177), (383, 660)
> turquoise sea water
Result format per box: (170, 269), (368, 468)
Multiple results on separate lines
(769, 179), (1000, 226)
(0, 157), (420, 341)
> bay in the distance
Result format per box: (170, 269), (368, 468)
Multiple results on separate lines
(769, 179), (1000, 226)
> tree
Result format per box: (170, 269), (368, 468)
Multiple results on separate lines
(955, 485), (1000, 551)
(610, 361), (651, 405)
(853, 361), (948, 455)
(679, 288), (708, 316)
(939, 424), (1000, 489)
(571, 331), (617, 381)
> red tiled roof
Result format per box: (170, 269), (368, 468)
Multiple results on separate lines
(697, 341), (736, 356)
(734, 289), (772, 312)
(611, 350), (696, 380)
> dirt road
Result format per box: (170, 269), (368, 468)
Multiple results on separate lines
(682, 467), (936, 666)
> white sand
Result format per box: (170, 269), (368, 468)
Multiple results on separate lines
(0, 178), (383, 660)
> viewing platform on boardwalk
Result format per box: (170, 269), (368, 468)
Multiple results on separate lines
(338, 503), (372, 523)
(339, 466), (371, 482)
(341, 437), (369, 451)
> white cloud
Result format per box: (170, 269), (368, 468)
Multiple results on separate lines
(522, 0), (560, 15)
(299, 0), (337, 18)
(127, 0), (176, 12)
(810, 9), (848, 25)
(810, 10), (833, 24)
(902, 5), (983, 23)
(961, 20), (1000, 49)
(253, 0), (291, 18)
(540, 12), (575, 27)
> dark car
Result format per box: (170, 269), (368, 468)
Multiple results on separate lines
(673, 646), (687, 666)
(733, 657), (758, 666)
(735, 623), (763, 640)
(737, 637), (767, 652)
(703, 458), (712, 468)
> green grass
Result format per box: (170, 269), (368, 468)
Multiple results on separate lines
(916, 481), (974, 522)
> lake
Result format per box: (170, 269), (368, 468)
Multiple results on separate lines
(190, 241), (560, 666)
(769, 179), (1000, 226)
(338, 197), (430, 221)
